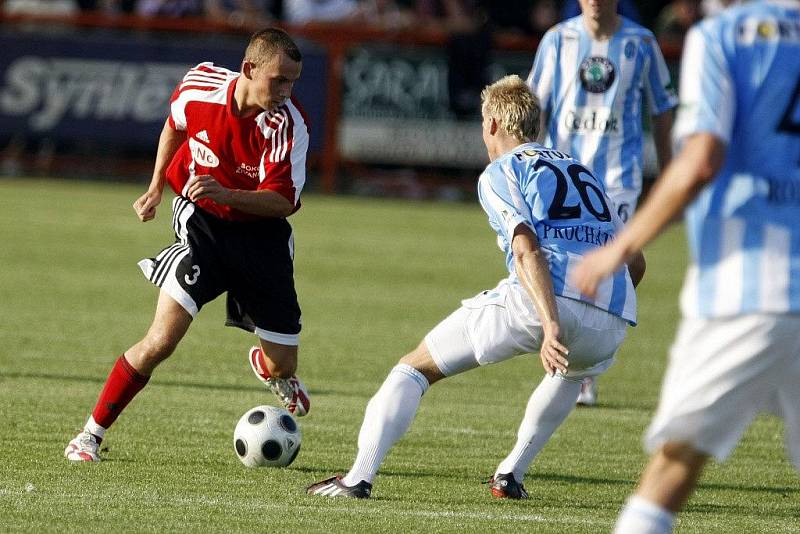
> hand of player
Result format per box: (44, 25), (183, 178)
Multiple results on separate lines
(133, 188), (162, 222)
(571, 243), (627, 298)
(538, 322), (569, 376)
(187, 175), (233, 204)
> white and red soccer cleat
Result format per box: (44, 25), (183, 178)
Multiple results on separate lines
(64, 431), (101, 462)
(248, 346), (310, 416)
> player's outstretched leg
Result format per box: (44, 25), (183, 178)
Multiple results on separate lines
(491, 373), (582, 497)
(249, 346), (310, 416)
(307, 360), (431, 498)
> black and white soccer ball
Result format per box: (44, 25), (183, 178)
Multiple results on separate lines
(233, 405), (301, 467)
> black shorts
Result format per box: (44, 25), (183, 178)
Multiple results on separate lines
(138, 196), (301, 345)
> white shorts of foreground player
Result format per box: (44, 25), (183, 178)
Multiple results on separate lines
(645, 313), (800, 468)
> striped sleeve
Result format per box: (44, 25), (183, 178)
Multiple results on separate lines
(256, 98), (309, 208)
(642, 36), (678, 116)
(168, 62), (230, 131)
(477, 163), (534, 244)
(673, 23), (735, 146)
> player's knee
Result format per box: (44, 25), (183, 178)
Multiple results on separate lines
(660, 441), (708, 466)
(399, 343), (444, 385)
(140, 331), (179, 364)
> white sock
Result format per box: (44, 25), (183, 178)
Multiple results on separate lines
(614, 495), (675, 534)
(84, 415), (106, 441)
(342, 364), (429, 486)
(494, 374), (581, 481)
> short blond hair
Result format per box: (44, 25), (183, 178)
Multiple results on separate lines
(481, 75), (541, 142)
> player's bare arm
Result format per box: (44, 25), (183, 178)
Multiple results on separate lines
(186, 175), (294, 218)
(572, 133), (725, 298)
(511, 223), (569, 376)
(134, 120), (186, 222)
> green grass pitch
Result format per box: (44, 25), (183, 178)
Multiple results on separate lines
(0, 178), (796, 532)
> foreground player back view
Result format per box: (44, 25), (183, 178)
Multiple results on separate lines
(573, 1), (800, 532)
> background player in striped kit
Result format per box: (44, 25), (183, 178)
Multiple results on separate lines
(528, 0), (677, 405)
(307, 75), (645, 500)
(573, 2), (800, 532)
(65, 28), (311, 462)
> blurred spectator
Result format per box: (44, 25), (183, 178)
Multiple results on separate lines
(136, 0), (205, 17)
(655, 0), (701, 43)
(3, 0), (76, 14)
(356, 0), (415, 30)
(400, 0), (490, 117)
(283, 0), (359, 23)
(413, 0), (484, 32)
(206, 0), (278, 28)
(561, 0), (641, 23)
(530, 0), (559, 36)
(482, 0), (558, 37)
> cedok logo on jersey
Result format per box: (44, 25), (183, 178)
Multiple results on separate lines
(189, 137), (219, 168)
(563, 107), (620, 135)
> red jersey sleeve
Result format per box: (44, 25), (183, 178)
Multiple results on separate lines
(169, 62), (230, 131)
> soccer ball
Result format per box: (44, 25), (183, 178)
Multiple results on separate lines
(233, 405), (301, 467)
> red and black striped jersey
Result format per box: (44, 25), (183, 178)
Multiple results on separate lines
(165, 62), (309, 221)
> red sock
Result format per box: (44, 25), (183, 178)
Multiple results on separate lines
(91, 355), (150, 429)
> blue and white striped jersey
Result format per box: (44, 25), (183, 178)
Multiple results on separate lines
(478, 142), (637, 324)
(528, 16), (677, 202)
(675, 0), (800, 318)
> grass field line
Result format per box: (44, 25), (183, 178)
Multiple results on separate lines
(0, 488), (606, 526)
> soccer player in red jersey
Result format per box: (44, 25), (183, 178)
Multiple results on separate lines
(65, 28), (311, 462)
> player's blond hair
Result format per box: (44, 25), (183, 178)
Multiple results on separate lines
(481, 75), (541, 142)
(245, 28), (302, 66)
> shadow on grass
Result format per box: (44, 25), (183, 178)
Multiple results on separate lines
(1, 371), (265, 394)
(1, 371), (346, 396)
(686, 500), (800, 519)
(296, 463), (799, 502)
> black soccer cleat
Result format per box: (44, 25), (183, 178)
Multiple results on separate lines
(489, 473), (529, 500)
(306, 475), (372, 499)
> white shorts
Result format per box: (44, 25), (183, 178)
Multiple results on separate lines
(645, 314), (800, 467)
(424, 278), (628, 381)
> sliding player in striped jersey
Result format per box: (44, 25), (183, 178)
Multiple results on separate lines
(307, 75), (645, 500)
(65, 28), (311, 462)
(528, 0), (677, 405)
(574, 2), (800, 531)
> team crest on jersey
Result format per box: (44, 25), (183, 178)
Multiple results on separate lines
(189, 137), (220, 168)
(579, 56), (616, 93)
(624, 41), (636, 59)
